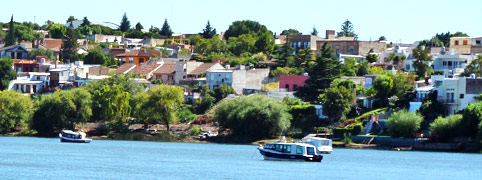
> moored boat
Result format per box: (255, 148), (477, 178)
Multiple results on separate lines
(303, 137), (333, 154)
(59, 130), (92, 143)
(258, 142), (323, 162)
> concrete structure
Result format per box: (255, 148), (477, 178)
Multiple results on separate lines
(316, 40), (386, 56)
(431, 54), (476, 76)
(449, 36), (482, 54)
(279, 75), (309, 92)
(432, 76), (482, 115)
(0, 45), (28, 59)
(288, 35), (324, 52)
(9, 72), (50, 94)
(206, 66), (269, 94)
(175, 60), (203, 84)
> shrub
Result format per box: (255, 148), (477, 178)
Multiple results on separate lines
(387, 110), (423, 138)
(429, 114), (462, 141)
(460, 102), (482, 137)
(189, 126), (202, 136)
(214, 95), (291, 139)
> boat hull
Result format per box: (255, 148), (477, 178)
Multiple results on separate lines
(60, 136), (91, 143)
(258, 148), (322, 162)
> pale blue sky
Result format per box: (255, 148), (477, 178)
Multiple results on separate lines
(1, 0), (481, 41)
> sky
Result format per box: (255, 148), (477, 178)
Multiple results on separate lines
(1, 0), (481, 42)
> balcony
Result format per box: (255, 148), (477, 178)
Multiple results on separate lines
(437, 97), (459, 104)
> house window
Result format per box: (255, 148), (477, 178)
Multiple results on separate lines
(336, 49), (340, 55)
(297, 42), (301, 48)
(463, 40), (468, 45)
(11, 52), (15, 58)
(293, 84), (298, 90)
(443, 61), (447, 66)
(455, 40), (459, 45)
(349, 49), (354, 55)
(303, 42), (307, 49)
(139, 58), (144, 63)
(122, 58), (126, 63)
(476, 40), (481, 45)
(17, 52), (22, 59)
(129, 58), (134, 63)
(285, 84), (290, 91)
(37, 76), (40, 80)
(405, 65), (410, 70)
(460, 94), (464, 99)
(307, 42), (310, 47)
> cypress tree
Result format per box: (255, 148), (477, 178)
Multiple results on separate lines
(5, 15), (15, 46)
(119, 13), (131, 32)
(159, 19), (173, 38)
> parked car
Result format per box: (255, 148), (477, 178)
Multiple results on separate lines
(198, 131), (217, 139)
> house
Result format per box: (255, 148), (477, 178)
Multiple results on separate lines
(32, 38), (64, 60)
(287, 34), (324, 53)
(126, 63), (163, 79)
(49, 68), (71, 88)
(13, 60), (48, 73)
(115, 63), (137, 74)
(0, 45), (28, 59)
(207, 66), (270, 94)
(315, 30), (386, 56)
(409, 86), (434, 112)
(9, 72), (50, 94)
(431, 54), (475, 75)
(153, 63), (177, 85)
(449, 36), (482, 54)
(433, 76), (482, 115)
(115, 49), (161, 66)
(279, 74), (309, 92)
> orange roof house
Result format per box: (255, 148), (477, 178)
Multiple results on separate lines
(115, 49), (161, 66)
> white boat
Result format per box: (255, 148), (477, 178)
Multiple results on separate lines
(59, 130), (92, 143)
(258, 141), (323, 162)
(303, 137), (333, 154)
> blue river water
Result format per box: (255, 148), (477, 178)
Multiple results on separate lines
(0, 137), (481, 180)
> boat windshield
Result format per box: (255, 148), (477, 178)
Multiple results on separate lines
(265, 144), (291, 153)
(306, 147), (315, 155)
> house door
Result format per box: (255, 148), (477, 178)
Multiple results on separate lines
(33, 85), (36, 93)
(26, 85), (30, 93)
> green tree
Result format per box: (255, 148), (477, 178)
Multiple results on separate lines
(61, 23), (80, 62)
(135, 22), (143, 31)
(418, 90), (445, 130)
(387, 110), (423, 138)
(81, 17), (90, 26)
(340, 57), (357, 76)
(336, 19), (357, 39)
(320, 79), (354, 122)
(378, 36), (386, 41)
(460, 102), (482, 138)
(0, 90), (33, 133)
(27, 48), (56, 60)
(200, 20), (216, 39)
(84, 49), (107, 65)
(133, 85), (184, 132)
(280, 29), (300, 36)
(32, 88), (92, 136)
(224, 20), (268, 40)
(5, 15), (15, 46)
(295, 42), (341, 102)
(194, 94), (215, 114)
(412, 46), (433, 79)
(277, 38), (295, 67)
(160, 19), (173, 37)
(227, 34), (257, 56)
(213, 84), (235, 102)
(311, 26), (318, 36)
(356, 60), (369, 76)
(197, 36), (227, 55)
(0, 57), (16, 90)
(119, 13), (131, 32)
(66, 16), (77, 24)
(214, 95), (291, 139)
(430, 114), (462, 141)
(255, 31), (275, 55)
(463, 55), (482, 77)
(92, 84), (131, 131)
(293, 48), (315, 68)
(48, 24), (67, 39)
(366, 54), (378, 63)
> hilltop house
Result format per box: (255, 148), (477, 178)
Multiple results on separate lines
(115, 49), (161, 66)
(0, 45), (28, 59)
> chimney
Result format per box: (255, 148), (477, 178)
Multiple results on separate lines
(325, 30), (335, 39)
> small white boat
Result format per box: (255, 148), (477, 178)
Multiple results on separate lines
(303, 137), (333, 154)
(59, 130), (92, 143)
(258, 141), (323, 162)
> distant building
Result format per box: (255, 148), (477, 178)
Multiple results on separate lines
(0, 45), (28, 59)
(115, 49), (161, 66)
(287, 35), (324, 53)
(279, 75), (309, 92)
(449, 36), (482, 54)
(314, 30), (386, 56)
(206, 66), (270, 94)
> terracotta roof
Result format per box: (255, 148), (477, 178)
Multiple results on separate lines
(128, 64), (161, 77)
(43, 39), (64, 51)
(89, 66), (110, 76)
(108, 48), (127, 58)
(115, 49), (161, 57)
(189, 63), (215, 75)
(115, 63), (136, 74)
(153, 64), (176, 74)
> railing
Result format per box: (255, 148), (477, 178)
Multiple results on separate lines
(437, 97), (459, 104)
(433, 65), (465, 70)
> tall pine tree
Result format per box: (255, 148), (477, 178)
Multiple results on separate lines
(135, 22), (143, 31)
(160, 19), (173, 37)
(5, 15), (15, 46)
(311, 26), (318, 36)
(200, 20), (216, 39)
(119, 13), (130, 32)
(336, 19), (358, 40)
(295, 42), (341, 103)
(61, 22), (79, 62)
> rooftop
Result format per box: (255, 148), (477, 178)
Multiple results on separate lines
(115, 49), (161, 57)
(153, 64), (176, 74)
